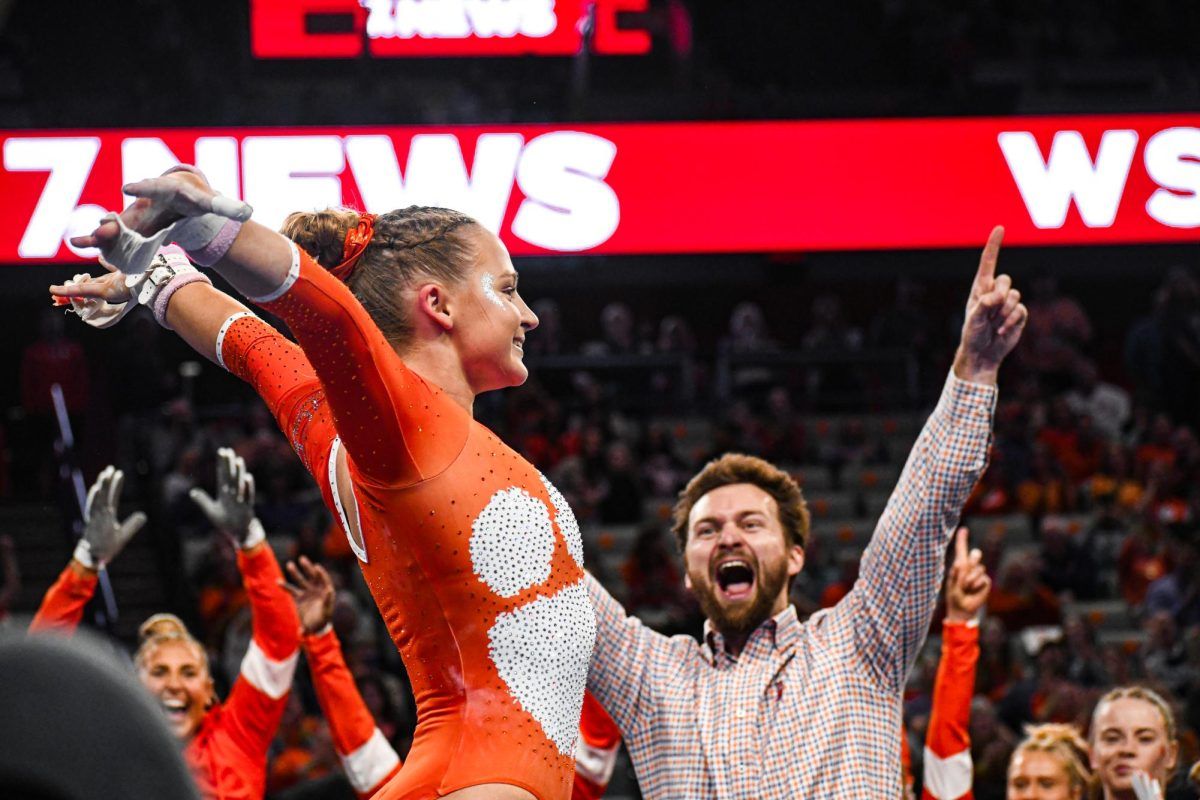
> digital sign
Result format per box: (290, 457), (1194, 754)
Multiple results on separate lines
(250, 0), (651, 58)
(2, 115), (1199, 263)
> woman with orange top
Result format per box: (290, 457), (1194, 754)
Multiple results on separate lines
(31, 453), (302, 800)
(1088, 686), (1179, 800)
(59, 166), (595, 799)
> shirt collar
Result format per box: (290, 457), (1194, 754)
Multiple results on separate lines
(704, 604), (800, 664)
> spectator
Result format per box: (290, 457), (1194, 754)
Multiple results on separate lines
(1064, 357), (1131, 443)
(1145, 533), (1200, 629)
(987, 552), (1063, 631)
(596, 440), (645, 524)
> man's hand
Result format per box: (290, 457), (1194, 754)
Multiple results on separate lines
(953, 226), (1028, 385)
(189, 448), (265, 550)
(73, 466), (148, 571)
(282, 556), (335, 636)
(945, 527), (991, 623)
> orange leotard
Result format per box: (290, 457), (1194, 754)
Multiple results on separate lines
(219, 242), (595, 800)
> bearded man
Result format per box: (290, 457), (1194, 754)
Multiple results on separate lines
(584, 228), (1026, 798)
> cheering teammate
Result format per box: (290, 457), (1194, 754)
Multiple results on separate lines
(31, 453), (302, 800)
(1006, 724), (1092, 800)
(61, 166), (595, 800)
(1088, 686), (1179, 800)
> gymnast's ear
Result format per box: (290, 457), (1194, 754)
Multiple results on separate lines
(416, 282), (454, 332)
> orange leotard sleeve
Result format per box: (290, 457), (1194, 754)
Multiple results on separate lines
(219, 544), (301, 759)
(28, 563), (96, 633)
(304, 627), (402, 798)
(921, 620), (978, 800)
(572, 692), (621, 800)
(255, 245), (469, 487)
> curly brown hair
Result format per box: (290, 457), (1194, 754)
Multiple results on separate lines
(671, 453), (810, 552)
(280, 206), (480, 350)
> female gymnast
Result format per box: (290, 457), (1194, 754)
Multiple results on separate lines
(1005, 724), (1092, 800)
(60, 166), (596, 800)
(1088, 686), (1179, 800)
(31, 452), (302, 800)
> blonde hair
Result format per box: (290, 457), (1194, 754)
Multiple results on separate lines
(1189, 760), (1199, 790)
(1091, 685), (1177, 743)
(1011, 723), (1093, 795)
(135, 613), (209, 673)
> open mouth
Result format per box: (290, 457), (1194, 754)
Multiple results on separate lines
(715, 559), (755, 601)
(161, 697), (190, 724)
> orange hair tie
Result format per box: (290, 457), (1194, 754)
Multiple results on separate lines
(329, 212), (377, 283)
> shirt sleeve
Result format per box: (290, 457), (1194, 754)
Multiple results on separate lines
(832, 372), (995, 695)
(254, 244), (470, 488)
(28, 564), (96, 633)
(220, 544), (301, 759)
(303, 627), (402, 798)
(584, 572), (674, 740)
(922, 621), (978, 800)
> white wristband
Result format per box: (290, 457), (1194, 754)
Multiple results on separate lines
(240, 518), (266, 550)
(72, 538), (96, 570)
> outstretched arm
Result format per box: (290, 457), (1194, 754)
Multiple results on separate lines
(834, 228), (1023, 694)
(922, 528), (990, 800)
(284, 557), (402, 798)
(29, 467), (145, 633)
(69, 171), (467, 487)
(194, 451), (301, 758)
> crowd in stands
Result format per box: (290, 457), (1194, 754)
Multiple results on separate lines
(2, 260), (1199, 796)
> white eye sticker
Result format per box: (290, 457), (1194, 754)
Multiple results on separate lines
(481, 273), (505, 309)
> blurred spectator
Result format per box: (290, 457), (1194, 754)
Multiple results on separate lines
(1021, 275), (1093, 390)
(1061, 613), (1109, 688)
(1117, 522), (1170, 607)
(968, 696), (1018, 800)
(1038, 517), (1100, 601)
(639, 423), (688, 497)
(999, 640), (1088, 729)
(1160, 266), (1200, 429)
(1145, 532), (1200, 628)
(525, 298), (568, 357)
(1125, 285), (1168, 409)
(582, 302), (645, 356)
(976, 617), (1023, 701)
(1014, 443), (1076, 515)
(596, 441), (644, 524)
(1064, 358), (1130, 442)
(1141, 610), (1191, 696)
(619, 524), (697, 636)
(987, 552), (1062, 630)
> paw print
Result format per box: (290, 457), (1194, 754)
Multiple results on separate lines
(469, 476), (595, 756)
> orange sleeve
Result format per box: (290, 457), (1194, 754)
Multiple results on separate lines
(922, 621), (978, 800)
(304, 627), (402, 798)
(573, 692), (621, 799)
(219, 545), (301, 760)
(28, 563), (96, 633)
(256, 247), (470, 488)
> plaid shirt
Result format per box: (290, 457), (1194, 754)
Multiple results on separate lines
(586, 373), (996, 799)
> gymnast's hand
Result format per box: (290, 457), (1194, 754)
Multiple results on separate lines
(282, 556), (336, 636)
(68, 166), (219, 251)
(944, 527), (991, 623)
(48, 259), (131, 306)
(953, 226), (1028, 385)
(189, 447), (266, 551)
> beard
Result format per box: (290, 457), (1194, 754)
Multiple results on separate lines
(690, 555), (790, 639)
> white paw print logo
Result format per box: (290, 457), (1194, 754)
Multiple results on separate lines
(469, 473), (594, 756)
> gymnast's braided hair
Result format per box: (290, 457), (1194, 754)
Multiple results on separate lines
(281, 206), (480, 349)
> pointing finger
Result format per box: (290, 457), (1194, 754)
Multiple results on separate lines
(954, 527), (969, 563)
(973, 226), (1004, 294)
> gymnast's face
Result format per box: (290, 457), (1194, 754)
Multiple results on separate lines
(1091, 697), (1177, 795)
(139, 640), (214, 741)
(683, 483), (804, 642)
(1007, 750), (1079, 800)
(454, 228), (538, 393)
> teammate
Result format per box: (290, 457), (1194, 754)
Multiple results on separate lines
(1005, 724), (1092, 800)
(283, 555), (403, 798)
(1088, 686), (1179, 800)
(921, 528), (992, 800)
(60, 166), (595, 800)
(31, 452), (302, 800)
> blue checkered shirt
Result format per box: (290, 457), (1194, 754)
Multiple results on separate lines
(586, 373), (996, 799)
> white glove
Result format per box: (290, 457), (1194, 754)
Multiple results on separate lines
(1131, 772), (1163, 800)
(188, 448), (265, 550)
(73, 466), (147, 569)
(61, 269), (137, 329)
